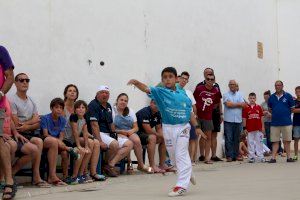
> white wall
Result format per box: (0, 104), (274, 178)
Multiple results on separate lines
(278, 0), (300, 95)
(0, 0), (279, 114)
(0, 0), (283, 157)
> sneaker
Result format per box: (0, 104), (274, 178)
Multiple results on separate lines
(293, 156), (298, 161)
(64, 177), (78, 185)
(191, 161), (196, 166)
(190, 175), (196, 185)
(165, 159), (172, 167)
(287, 158), (295, 163)
(268, 158), (276, 163)
(211, 156), (223, 162)
(260, 158), (266, 163)
(68, 148), (80, 160)
(226, 157), (233, 162)
(168, 187), (186, 197)
(248, 158), (255, 163)
(82, 174), (94, 183)
(198, 155), (205, 162)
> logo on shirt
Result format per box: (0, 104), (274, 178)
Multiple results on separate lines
(282, 98), (287, 103)
(202, 97), (213, 111)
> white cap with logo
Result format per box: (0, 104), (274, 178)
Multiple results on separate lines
(97, 85), (110, 92)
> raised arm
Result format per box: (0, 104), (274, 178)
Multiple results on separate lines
(127, 79), (150, 94)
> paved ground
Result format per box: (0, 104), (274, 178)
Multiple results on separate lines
(14, 157), (300, 200)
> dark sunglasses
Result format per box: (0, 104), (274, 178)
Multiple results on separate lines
(206, 78), (215, 81)
(18, 78), (30, 83)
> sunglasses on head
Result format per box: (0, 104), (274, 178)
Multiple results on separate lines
(18, 78), (30, 83)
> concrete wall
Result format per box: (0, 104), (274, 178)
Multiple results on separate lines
(0, 0), (279, 113)
(0, 0), (284, 157)
(278, 0), (300, 94)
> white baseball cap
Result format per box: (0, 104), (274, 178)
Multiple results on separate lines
(97, 85), (110, 92)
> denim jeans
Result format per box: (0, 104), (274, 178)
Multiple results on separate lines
(224, 121), (242, 159)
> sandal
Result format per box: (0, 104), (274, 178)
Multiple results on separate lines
(127, 163), (134, 175)
(49, 179), (67, 187)
(33, 180), (51, 188)
(91, 174), (107, 182)
(154, 168), (166, 174)
(137, 165), (154, 174)
(204, 160), (213, 164)
(2, 184), (17, 200)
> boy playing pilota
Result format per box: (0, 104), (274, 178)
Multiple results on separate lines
(128, 67), (206, 197)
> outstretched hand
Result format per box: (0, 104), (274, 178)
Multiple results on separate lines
(127, 79), (137, 86)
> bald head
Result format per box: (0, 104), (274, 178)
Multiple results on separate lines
(228, 80), (237, 92)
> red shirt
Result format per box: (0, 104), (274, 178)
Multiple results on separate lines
(193, 85), (221, 120)
(242, 104), (263, 132)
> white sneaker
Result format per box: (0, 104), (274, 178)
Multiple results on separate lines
(168, 187), (186, 197)
(190, 175), (196, 185)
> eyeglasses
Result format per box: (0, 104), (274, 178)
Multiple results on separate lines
(181, 77), (189, 82)
(18, 78), (30, 83)
(206, 78), (215, 81)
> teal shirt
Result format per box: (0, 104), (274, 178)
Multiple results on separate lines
(148, 86), (192, 125)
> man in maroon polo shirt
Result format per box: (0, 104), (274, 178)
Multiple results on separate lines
(194, 74), (222, 164)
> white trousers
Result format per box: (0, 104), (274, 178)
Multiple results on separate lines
(163, 123), (192, 189)
(247, 131), (264, 159)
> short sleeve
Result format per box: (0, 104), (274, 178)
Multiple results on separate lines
(223, 93), (229, 104)
(10, 101), (18, 115)
(31, 98), (39, 115)
(186, 90), (196, 105)
(129, 108), (137, 122)
(40, 115), (48, 130)
(87, 102), (98, 121)
(288, 94), (295, 108)
(0, 46), (14, 70)
(59, 117), (67, 132)
(242, 108), (247, 118)
(69, 114), (79, 123)
(259, 106), (264, 117)
(268, 96), (273, 109)
(148, 87), (160, 101)
(140, 112), (150, 124)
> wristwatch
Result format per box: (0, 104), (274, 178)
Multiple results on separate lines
(195, 125), (201, 129)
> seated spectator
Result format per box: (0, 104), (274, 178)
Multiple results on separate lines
(63, 84), (104, 182)
(239, 133), (248, 160)
(136, 100), (168, 173)
(86, 86), (133, 177)
(9, 73), (50, 187)
(112, 93), (153, 174)
(41, 98), (79, 186)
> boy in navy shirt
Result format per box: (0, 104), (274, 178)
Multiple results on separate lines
(128, 67), (206, 197)
(41, 98), (79, 186)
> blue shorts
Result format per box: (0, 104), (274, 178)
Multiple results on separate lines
(293, 126), (300, 139)
(189, 123), (198, 140)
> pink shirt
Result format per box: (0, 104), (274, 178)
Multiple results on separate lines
(3, 98), (12, 136)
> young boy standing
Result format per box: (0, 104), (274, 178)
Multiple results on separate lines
(242, 93), (265, 163)
(292, 86), (300, 161)
(128, 67), (206, 197)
